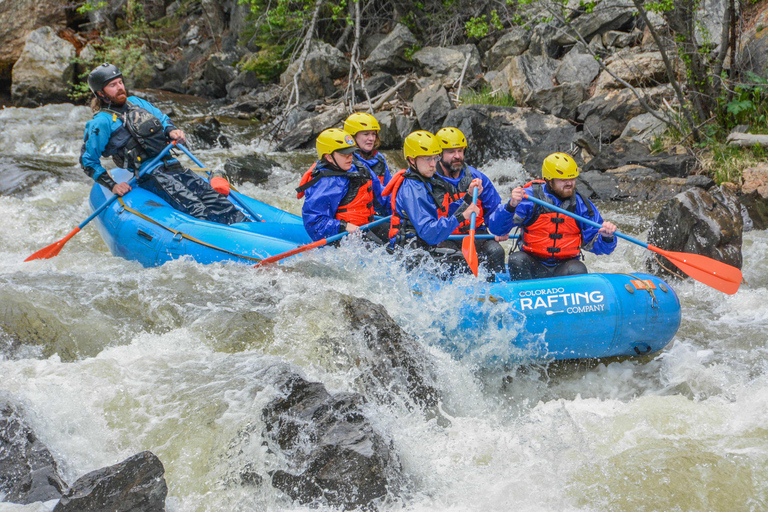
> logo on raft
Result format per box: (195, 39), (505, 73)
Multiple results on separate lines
(518, 287), (605, 314)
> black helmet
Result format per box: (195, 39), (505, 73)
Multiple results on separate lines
(87, 63), (123, 95)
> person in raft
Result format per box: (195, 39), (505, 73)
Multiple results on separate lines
(431, 126), (507, 275)
(382, 130), (482, 275)
(498, 152), (618, 280)
(297, 128), (389, 243)
(79, 63), (246, 225)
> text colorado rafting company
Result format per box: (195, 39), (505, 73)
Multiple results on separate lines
(518, 287), (605, 314)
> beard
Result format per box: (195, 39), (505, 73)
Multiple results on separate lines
(441, 157), (464, 173)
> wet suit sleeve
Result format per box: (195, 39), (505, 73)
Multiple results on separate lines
(301, 176), (347, 241)
(579, 198), (617, 255)
(397, 180), (460, 246)
(80, 114), (116, 189)
(369, 168), (392, 216)
(473, 170), (504, 234)
(487, 188), (536, 235)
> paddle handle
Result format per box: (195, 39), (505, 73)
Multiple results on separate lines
(468, 187), (478, 233)
(78, 141), (176, 230)
(523, 193), (647, 249)
(175, 143), (262, 222)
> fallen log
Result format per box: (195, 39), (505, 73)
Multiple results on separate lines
(726, 132), (768, 148)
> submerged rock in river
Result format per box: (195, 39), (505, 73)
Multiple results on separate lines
(262, 372), (401, 510)
(53, 451), (167, 512)
(0, 400), (67, 504)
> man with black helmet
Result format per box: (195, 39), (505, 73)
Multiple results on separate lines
(79, 63), (246, 225)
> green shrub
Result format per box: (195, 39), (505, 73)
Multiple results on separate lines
(241, 45), (289, 82)
(461, 86), (516, 107)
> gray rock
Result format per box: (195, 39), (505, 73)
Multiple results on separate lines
(528, 22), (561, 58)
(491, 53), (560, 105)
(262, 374), (401, 510)
(737, 4), (768, 79)
(280, 40), (348, 101)
(686, 174), (716, 190)
(187, 116), (230, 150)
(53, 451), (167, 512)
(223, 154), (279, 186)
(374, 111), (401, 150)
(275, 106), (347, 151)
(442, 104), (576, 168)
(739, 189), (768, 230)
(646, 187), (743, 277)
(364, 24), (418, 74)
(11, 27), (75, 107)
(695, 0), (729, 51)
(582, 138), (652, 171)
(553, 0), (636, 46)
(620, 112), (668, 143)
(602, 29), (642, 48)
(483, 27), (531, 69)
(0, 400), (66, 504)
(412, 83), (453, 133)
(361, 72), (395, 98)
(527, 82), (586, 119)
(593, 50), (668, 95)
(555, 50), (601, 86)
(192, 52), (239, 99)
(395, 115), (418, 142)
(226, 70), (260, 101)
(576, 85), (672, 143)
(412, 45), (481, 83)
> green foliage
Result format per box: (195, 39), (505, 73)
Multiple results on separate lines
(404, 44), (421, 61)
(241, 45), (289, 81)
(646, 0), (674, 13)
(461, 86), (516, 107)
(465, 15), (489, 39)
(723, 73), (768, 132)
(77, 0), (107, 14)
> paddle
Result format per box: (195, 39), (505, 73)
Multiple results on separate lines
(254, 216), (391, 267)
(25, 141), (177, 262)
(174, 143), (262, 222)
(447, 234), (519, 240)
(461, 187), (479, 276)
(523, 193), (743, 295)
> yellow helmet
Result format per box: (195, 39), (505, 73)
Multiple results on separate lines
(403, 131), (441, 161)
(435, 127), (467, 149)
(542, 152), (579, 180)
(344, 112), (380, 136)
(316, 128), (357, 160)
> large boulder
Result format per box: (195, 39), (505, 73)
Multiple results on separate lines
(584, 139), (697, 177)
(275, 106), (347, 151)
(412, 83), (453, 133)
(490, 53), (559, 105)
(0, 400), (66, 504)
(280, 40), (348, 101)
(576, 85), (672, 143)
(593, 49), (668, 95)
(578, 166), (689, 201)
(53, 451), (167, 512)
(187, 116), (231, 149)
(738, 2), (768, 79)
(187, 52), (239, 99)
(555, 49), (601, 86)
(262, 373), (401, 510)
(646, 187), (743, 277)
(0, 0), (67, 84)
(620, 112), (668, 143)
(527, 82), (586, 120)
(11, 27), (76, 107)
(364, 24), (418, 74)
(373, 110), (401, 150)
(224, 154), (279, 186)
(483, 27), (531, 69)
(411, 44), (481, 83)
(553, 0), (636, 46)
(442, 104), (577, 168)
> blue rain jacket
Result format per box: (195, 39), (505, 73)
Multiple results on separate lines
(436, 164), (510, 235)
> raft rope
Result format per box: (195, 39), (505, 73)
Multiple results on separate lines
(652, 253), (687, 280)
(117, 197), (264, 263)
(623, 272), (658, 308)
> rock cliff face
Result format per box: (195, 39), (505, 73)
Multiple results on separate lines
(0, 0), (67, 85)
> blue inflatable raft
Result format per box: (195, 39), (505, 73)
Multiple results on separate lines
(89, 170), (681, 361)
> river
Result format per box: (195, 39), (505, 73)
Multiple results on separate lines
(1, 98), (767, 511)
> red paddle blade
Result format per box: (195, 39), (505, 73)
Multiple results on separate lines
(649, 245), (742, 295)
(24, 227), (81, 262)
(254, 239), (326, 267)
(462, 229), (478, 277)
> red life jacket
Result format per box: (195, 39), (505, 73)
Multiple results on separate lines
(296, 161), (375, 226)
(521, 181), (593, 260)
(432, 169), (484, 234)
(382, 169), (424, 242)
